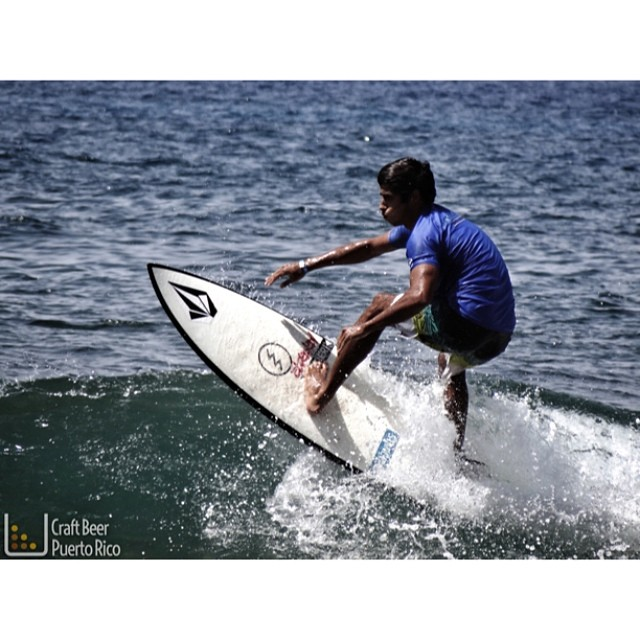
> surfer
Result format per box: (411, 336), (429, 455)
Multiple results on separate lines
(265, 157), (515, 455)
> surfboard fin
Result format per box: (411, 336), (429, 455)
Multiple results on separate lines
(455, 452), (489, 479)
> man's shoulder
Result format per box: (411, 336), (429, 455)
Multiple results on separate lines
(431, 203), (453, 215)
(414, 204), (454, 235)
(388, 224), (411, 247)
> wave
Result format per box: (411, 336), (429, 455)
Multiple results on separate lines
(2, 367), (639, 558)
(26, 318), (157, 332)
(262, 365), (640, 558)
(0, 213), (62, 234)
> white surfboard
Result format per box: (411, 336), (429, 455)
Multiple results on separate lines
(148, 264), (400, 472)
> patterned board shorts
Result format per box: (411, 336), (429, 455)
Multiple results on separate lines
(393, 295), (512, 378)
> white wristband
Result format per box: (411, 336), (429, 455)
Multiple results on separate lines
(298, 259), (309, 274)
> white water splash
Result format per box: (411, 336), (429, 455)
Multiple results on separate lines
(265, 362), (640, 558)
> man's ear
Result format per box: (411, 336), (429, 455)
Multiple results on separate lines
(409, 189), (422, 207)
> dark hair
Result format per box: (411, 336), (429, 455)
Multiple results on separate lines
(377, 157), (436, 204)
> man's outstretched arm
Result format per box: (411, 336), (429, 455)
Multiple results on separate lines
(264, 232), (397, 288)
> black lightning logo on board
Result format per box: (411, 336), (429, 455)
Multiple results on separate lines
(258, 343), (292, 376)
(170, 282), (218, 320)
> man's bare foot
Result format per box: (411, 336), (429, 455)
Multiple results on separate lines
(304, 361), (329, 414)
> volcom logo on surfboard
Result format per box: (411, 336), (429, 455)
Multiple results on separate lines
(170, 282), (218, 320)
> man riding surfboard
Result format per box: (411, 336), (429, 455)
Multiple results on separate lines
(266, 157), (516, 457)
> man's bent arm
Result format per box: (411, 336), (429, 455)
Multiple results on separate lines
(358, 263), (439, 337)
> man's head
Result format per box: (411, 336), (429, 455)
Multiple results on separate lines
(377, 157), (436, 205)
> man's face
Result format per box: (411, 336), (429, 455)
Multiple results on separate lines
(379, 187), (411, 226)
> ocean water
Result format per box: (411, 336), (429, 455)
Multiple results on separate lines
(1, 81), (639, 560)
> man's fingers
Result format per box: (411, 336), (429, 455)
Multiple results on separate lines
(266, 262), (308, 288)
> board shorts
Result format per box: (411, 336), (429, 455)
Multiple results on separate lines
(393, 295), (512, 378)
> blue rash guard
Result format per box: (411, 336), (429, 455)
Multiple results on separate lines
(388, 204), (516, 334)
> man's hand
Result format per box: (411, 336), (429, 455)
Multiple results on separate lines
(337, 323), (368, 353)
(265, 261), (306, 288)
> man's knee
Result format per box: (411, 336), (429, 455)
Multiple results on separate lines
(370, 292), (395, 310)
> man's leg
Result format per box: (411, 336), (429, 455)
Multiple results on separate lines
(438, 353), (469, 451)
(305, 293), (395, 414)
(446, 371), (469, 451)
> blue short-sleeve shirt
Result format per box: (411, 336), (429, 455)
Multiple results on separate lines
(388, 204), (516, 333)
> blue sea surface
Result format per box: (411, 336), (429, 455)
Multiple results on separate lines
(1, 81), (639, 559)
